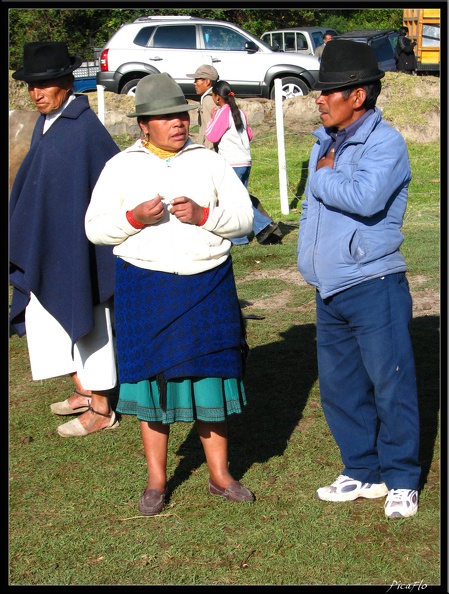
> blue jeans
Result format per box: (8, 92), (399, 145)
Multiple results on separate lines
(231, 166), (273, 245)
(316, 273), (421, 489)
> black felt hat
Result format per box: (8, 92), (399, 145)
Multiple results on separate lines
(12, 41), (83, 82)
(313, 39), (385, 91)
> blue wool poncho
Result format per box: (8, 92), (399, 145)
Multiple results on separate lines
(9, 95), (120, 347)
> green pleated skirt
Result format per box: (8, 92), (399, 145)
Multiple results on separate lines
(116, 377), (247, 424)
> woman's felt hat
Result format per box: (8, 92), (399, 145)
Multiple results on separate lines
(127, 73), (198, 117)
(313, 39), (385, 91)
(12, 41), (83, 82)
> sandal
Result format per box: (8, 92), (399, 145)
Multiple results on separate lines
(57, 405), (119, 437)
(50, 390), (92, 416)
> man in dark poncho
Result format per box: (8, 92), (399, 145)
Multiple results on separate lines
(9, 41), (120, 437)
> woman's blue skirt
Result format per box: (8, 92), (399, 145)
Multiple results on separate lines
(114, 257), (248, 424)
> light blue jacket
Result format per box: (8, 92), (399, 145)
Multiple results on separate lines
(297, 107), (411, 299)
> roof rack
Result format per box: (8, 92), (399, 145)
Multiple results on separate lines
(133, 15), (193, 22)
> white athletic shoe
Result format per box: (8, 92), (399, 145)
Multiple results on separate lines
(316, 474), (388, 502)
(384, 489), (418, 518)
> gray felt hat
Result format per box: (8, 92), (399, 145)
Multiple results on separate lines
(127, 73), (198, 117)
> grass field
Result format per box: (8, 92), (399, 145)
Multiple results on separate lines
(9, 112), (441, 585)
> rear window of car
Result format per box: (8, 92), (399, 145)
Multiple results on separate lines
(133, 26), (156, 47)
(152, 25), (197, 49)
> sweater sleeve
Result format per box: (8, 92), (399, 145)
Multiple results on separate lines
(205, 105), (231, 143)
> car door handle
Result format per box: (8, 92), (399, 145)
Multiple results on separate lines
(211, 58), (221, 63)
(148, 56), (163, 61)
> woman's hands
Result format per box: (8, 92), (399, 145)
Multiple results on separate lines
(130, 194), (204, 227)
(130, 194), (166, 226)
(169, 196), (204, 225)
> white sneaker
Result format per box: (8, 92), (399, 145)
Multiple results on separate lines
(385, 489), (418, 518)
(316, 474), (388, 502)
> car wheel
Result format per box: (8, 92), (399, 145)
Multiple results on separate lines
(120, 79), (142, 96)
(270, 77), (309, 100)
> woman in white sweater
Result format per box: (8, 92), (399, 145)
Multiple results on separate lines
(85, 73), (255, 515)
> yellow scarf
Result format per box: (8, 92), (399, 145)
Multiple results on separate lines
(143, 139), (178, 160)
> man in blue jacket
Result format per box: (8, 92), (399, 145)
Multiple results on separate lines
(297, 40), (421, 519)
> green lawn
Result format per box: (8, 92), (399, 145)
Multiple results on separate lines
(9, 127), (441, 585)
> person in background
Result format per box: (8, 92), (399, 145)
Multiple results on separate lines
(206, 79), (280, 246)
(395, 26), (417, 74)
(186, 64), (219, 149)
(85, 73), (255, 516)
(297, 40), (421, 519)
(9, 42), (120, 437)
(315, 31), (333, 59)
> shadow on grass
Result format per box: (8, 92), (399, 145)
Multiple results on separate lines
(163, 313), (440, 498)
(165, 323), (318, 497)
(289, 159), (309, 211)
(411, 314), (441, 488)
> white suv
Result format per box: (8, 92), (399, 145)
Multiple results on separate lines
(97, 15), (321, 99)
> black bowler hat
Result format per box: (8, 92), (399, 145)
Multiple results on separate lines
(12, 41), (83, 82)
(313, 39), (385, 91)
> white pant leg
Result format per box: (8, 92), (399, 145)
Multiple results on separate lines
(25, 293), (117, 390)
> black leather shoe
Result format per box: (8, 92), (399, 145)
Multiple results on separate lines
(256, 223), (283, 245)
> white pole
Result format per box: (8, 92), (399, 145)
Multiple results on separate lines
(274, 79), (289, 215)
(97, 84), (105, 125)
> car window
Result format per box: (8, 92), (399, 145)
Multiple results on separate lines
(312, 32), (324, 48)
(134, 26), (156, 47)
(371, 37), (394, 62)
(423, 24), (440, 46)
(153, 25), (196, 49)
(271, 33), (282, 48)
(202, 25), (249, 51)
(284, 32), (296, 51)
(388, 32), (399, 53)
(296, 33), (308, 50)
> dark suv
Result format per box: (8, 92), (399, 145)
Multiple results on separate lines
(332, 29), (400, 72)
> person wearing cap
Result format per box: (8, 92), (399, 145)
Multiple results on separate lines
(297, 40), (421, 519)
(9, 42), (120, 437)
(85, 73), (255, 515)
(186, 64), (219, 149)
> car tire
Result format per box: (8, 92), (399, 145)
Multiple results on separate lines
(270, 76), (309, 100)
(120, 78), (142, 96)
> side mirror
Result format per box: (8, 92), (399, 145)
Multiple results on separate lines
(245, 41), (259, 53)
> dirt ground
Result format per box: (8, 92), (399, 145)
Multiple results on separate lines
(239, 266), (440, 319)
